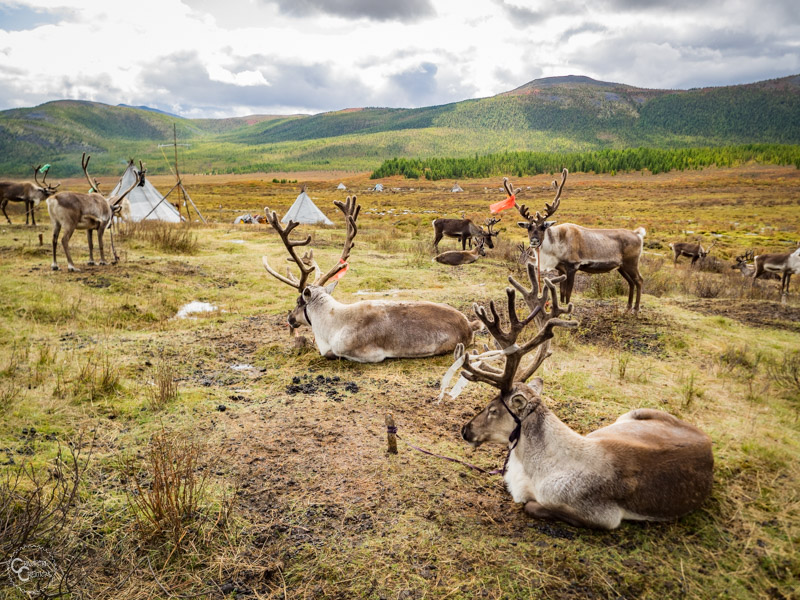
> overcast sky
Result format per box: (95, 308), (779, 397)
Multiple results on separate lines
(0, 0), (798, 118)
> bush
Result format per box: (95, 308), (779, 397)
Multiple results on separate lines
(119, 221), (199, 254)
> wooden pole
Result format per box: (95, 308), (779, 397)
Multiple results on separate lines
(385, 414), (397, 454)
(38, 233), (43, 246)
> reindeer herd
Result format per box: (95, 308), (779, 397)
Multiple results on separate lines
(2, 160), (797, 530)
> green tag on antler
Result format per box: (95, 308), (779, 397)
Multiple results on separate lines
(39, 164), (51, 172)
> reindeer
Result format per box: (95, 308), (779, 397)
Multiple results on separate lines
(752, 245), (800, 295)
(455, 266), (714, 529)
(432, 217), (500, 252)
(0, 165), (60, 226)
(263, 196), (482, 362)
(434, 237), (486, 266)
(669, 239), (717, 267)
(47, 154), (141, 271)
(514, 170), (646, 312)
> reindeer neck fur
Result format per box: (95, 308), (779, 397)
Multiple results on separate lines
(504, 398), (599, 504)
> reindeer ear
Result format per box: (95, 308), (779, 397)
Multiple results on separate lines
(302, 288), (312, 300)
(509, 393), (528, 412)
(543, 220), (557, 229)
(529, 377), (544, 396)
(517, 222), (530, 229)
(324, 280), (338, 294)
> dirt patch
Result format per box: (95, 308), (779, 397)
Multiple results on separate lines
(572, 299), (676, 356)
(680, 299), (800, 332)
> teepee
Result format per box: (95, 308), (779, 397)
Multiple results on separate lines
(451, 181), (463, 193)
(110, 161), (182, 222)
(281, 186), (333, 225)
(337, 183), (347, 190)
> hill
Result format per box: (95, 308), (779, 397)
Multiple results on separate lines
(0, 74), (799, 176)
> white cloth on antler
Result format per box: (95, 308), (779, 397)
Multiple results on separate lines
(437, 343), (520, 403)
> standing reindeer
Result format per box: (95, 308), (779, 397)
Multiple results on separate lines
(434, 237), (486, 266)
(514, 170), (646, 312)
(0, 165), (60, 225)
(263, 196), (482, 362)
(752, 245), (800, 295)
(432, 217), (500, 251)
(47, 154), (141, 271)
(669, 239), (717, 267)
(456, 267), (714, 529)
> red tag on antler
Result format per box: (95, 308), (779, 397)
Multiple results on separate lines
(330, 258), (349, 281)
(490, 194), (515, 214)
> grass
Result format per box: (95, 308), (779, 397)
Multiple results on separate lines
(0, 164), (798, 598)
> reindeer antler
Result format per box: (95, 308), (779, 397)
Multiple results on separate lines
(461, 266), (577, 393)
(315, 195), (360, 286)
(515, 168), (568, 226)
(262, 195), (361, 291)
(81, 153), (101, 193)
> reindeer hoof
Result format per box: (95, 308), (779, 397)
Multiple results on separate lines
(99, 261), (107, 266)
(87, 261), (96, 266)
(51, 264), (59, 271)
(68, 265), (80, 272)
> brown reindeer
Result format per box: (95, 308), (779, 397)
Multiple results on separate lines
(432, 217), (499, 251)
(263, 196), (482, 362)
(434, 237), (486, 266)
(455, 268), (713, 529)
(514, 170), (646, 312)
(669, 239), (717, 267)
(753, 245), (800, 295)
(47, 154), (141, 271)
(0, 165), (60, 225)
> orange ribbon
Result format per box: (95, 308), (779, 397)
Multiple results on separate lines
(330, 258), (349, 281)
(490, 194), (515, 214)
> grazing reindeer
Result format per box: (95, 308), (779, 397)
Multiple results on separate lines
(0, 165), (60, 226)
(432, 217), (500, 251)
(47, 154), (141, 271)
(753, 245), (800, 295)
(434, 237), (486, 266)
(514, 170), (646, 312)
(669, 239), (717, 267)
(263, 196), (482, 362)
(456, 269), (714, 529)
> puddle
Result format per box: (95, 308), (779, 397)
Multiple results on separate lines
(176, 301), (218, 319)
(228, 239), (246, 244)
(230, 364), (255, 371)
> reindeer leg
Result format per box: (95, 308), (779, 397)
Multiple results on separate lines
(30, 201), (36, 226)
(97, 228), (107, 265)
(1, 199), (10, 224)
(60, 224), (79, 272)
(87, 230), (95, 265)
(523, 501), (602, 529)
(51, 222), (61, 270)
(563, 267), (577, 304)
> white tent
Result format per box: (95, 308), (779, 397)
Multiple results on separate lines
(372, 183), (384, 192)
(110, 162), (182, 223)
(451, 182), (463, 193)
(281, 187), (333, 225)
(337, 183), (347, 190)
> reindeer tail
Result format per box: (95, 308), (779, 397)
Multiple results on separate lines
(634, 227), (646, 239)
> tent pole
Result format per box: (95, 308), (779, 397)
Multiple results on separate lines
(181, 183), (206, 224)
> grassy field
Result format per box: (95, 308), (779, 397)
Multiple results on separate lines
(1, 165), (799, 599)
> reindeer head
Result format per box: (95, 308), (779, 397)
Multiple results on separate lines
(514, 169), (567, 248)
(263, 195), (360, 328)
(700, 239), (718, 259)
(81, 154), (141, 216)
(483, 217), (501, 248)
(456, 267), (577, 448)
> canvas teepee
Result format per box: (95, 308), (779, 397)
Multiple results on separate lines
(337, 183), (347, 190)
(451, 181), (463, 193)
(110, 161), (182, 223)
(281, 186), (333, 225)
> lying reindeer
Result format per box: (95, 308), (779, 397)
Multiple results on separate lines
(434, 237), (486, 266)
(669, 239), (717, 267)
(514, 171), (646, 312)
(263, 196), (481, 362)
(456, 265), (714, 529)
(432, 217), (499, 251)
(47, 154), (141, 271)
(0, 165), (60, 226)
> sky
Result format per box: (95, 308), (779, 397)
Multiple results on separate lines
(0, 0), (798, 119)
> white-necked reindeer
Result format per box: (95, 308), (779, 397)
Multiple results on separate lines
(514, 170), (646, 312)
(456, 266), (714, 529)
(753, 244), (800, 295)
(47, 154), (141, 271)
(263, 196), (481, 362)
(0, 165), (60, 226)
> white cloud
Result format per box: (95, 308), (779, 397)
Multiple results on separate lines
(0, 0), (796, 117)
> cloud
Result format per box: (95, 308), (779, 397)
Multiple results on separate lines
(0, 4), (72, 32)
(270, 0), (436, 22)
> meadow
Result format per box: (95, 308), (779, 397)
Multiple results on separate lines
(0, 165), (799, 599)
